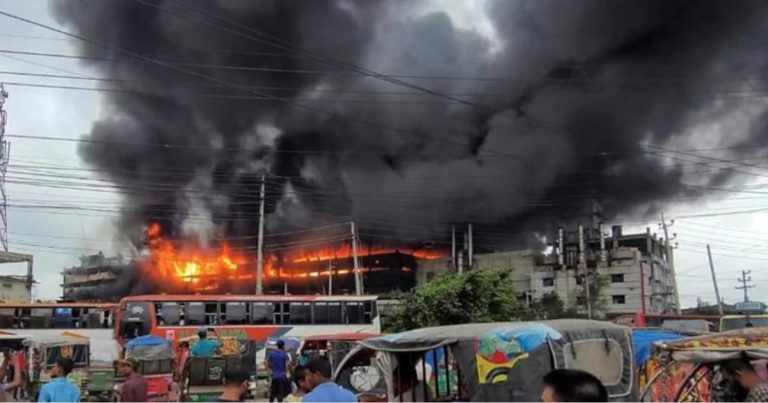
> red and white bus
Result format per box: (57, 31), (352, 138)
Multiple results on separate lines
(114, 294), (380, 347)
(0, 302), (118, 362)
(612, 313), (717, 332)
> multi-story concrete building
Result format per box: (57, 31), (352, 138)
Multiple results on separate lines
(62, 253), (131, 301)
(417, 224), (679, 318)
(0, 275), (31, 302)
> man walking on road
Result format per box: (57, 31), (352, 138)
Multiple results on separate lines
(267, 340), (291, 402)
(118, 357), (148, 402)
(302, 357), (356, 402)
(37, 358), (80, 402)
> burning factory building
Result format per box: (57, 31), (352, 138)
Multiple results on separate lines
(63, 223), (444, 299)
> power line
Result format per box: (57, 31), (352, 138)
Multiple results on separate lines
(0, 10), (516, 158)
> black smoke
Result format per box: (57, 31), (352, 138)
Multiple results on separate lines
(51, 0), (768, 251)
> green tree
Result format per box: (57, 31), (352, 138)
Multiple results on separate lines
(384, 269), (525, 332)
(574, 272), (608, 318)
(530, 292), (566, 319)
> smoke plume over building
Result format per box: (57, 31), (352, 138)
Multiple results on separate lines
(50, 0), (768, 254)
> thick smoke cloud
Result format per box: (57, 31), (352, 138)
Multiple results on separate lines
(51, 0), (768, 250)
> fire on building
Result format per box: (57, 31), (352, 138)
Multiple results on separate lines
(63, 223), (446, 300)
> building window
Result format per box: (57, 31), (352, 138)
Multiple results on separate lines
(426, 272), (435, 282)
(542, 277), (554, 287)
(611, 274), (624, 283)
(612, 295), (626, 304)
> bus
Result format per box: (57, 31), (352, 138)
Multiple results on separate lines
(0, 302), (118, 362)
(720, 314), (768, 331)
(612, 313), (717, 332)
(114, 294), (381, 347)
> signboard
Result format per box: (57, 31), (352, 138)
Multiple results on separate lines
(735, 301), (765, 313)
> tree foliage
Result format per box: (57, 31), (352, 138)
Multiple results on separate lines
(384, 269), (525, 332)
(574, 273), (608, 317)
(529, 292), (566, 319)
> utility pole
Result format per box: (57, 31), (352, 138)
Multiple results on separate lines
(706, 245), (724, 318)
(327, 259), (333, 296)
(255, 175), (266, 295)
(578, 224), (592, 319)
(351, 222), (363, 295)
(736, 269), (755, 302)
(661, 213), (681, 314)
(468, 223), (474, 269)
(0, 83), (9, 252)
(451, 225), (456, 270)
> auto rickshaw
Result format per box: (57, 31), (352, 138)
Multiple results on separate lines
(640, 327), (768, 402)
(122, 335), (176, 401)
(179, 334), (260, 401)
(23, 334), (90, 401)
(334, 319), (636, 402)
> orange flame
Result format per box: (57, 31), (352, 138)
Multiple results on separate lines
(141, 223), (445, 291)
(262, 242), (443, 280)
(141, 223), (251, 291)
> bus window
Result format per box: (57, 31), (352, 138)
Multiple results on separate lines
(31, 308), (52, 328)
(251, 302), (274, 325)
(224, 302), (247, 324)
(159, 303), (182, 326)
(85, 309), (104, 329)
(346, 302), (365, 324)
(204, 303), (219, 325)
(722, 317), (768, 331)
(314, 302), (343, 324)
(364, 301), (377, 323)
(185, 303), (205, 326)
(53, 308), (73, 328)
(0, 308), (12, 327)
(289, 302), (312, 324)
(275, 303), (290, 324)
(121, 302), (150, 339)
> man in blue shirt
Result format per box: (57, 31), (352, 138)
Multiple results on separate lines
(302, 356), (356, 402)
(191, 327), (221, 357)
(38, 358), (80, 402)
(267, 340), (291, 402)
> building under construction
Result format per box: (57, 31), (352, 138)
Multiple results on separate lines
(61, 253), (132, 301)
(419, 223), (679, 318)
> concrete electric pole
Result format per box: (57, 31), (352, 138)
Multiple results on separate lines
(706, 244), (724, 318)
(736, 270), (755, 302)
(255, 175), (266, 295)
(660, 213), (681, 314)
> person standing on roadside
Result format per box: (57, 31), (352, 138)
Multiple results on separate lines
(117, 357), (148, 402)
(540, 369), (607, 402)
(217, 367), (250, 402)
(302, 357), (357, 402)
(285, 365), (312, 402)
(191, 327), (221, 357)
(267, 340), (291, 403)
(37, 358), (80, 402)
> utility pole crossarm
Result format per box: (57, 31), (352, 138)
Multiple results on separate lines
(736, 270), (755, 302)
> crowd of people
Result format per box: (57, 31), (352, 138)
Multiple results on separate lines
(263, 340), (356, 403)
(3, 328), (768, 402)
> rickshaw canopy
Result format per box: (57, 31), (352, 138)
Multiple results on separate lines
(631, 329), (685, 367)
(652, 327), (768, 363)
(352, 319), (635, 401)
(304, 333), (381, 342)
(22, 334), (90, 349)
(125, 335), (175, 361)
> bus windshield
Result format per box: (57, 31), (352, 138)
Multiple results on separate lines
(721, 317), (768, 331)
